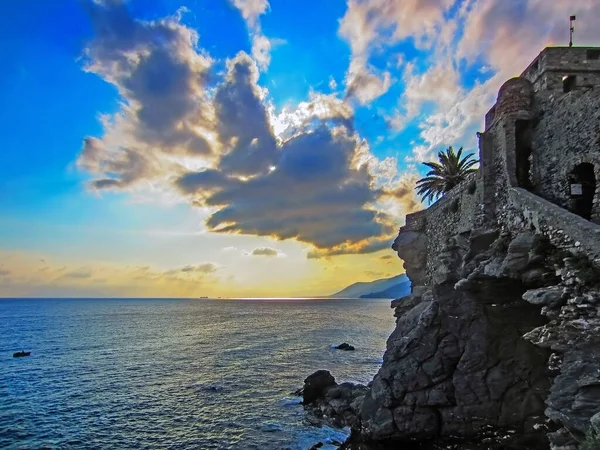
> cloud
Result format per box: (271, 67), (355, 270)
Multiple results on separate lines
(175, 120), (398, 254)
(168, 263), (218, 274)
(339, 0), (451, 104)
(0, 268), (10, 277)
(0, 253), (226, 298)
(269, 92), (354, 139)
(213, 53), (278, 175)
(306, 234), (393, 259)
(379, 255), (393, 260)
(78, 1), (416, 259)
(231, 0), (269, 27)
(378, 170), (423, 219)
(62, 267), (93, 279)
(365, 270), (384, 278)
(338, 0), (600, 166)
(251, 247), (278, 256)
(388, 60), (463, 133)
(329, 76), (337, 90)
(77, 1), (214, 191)
(345, 60), (392, 105)
(230, 0), (274, 70)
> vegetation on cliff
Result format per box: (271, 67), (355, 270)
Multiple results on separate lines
(582, 427), (600, 450)
(415, 146), (478, 202)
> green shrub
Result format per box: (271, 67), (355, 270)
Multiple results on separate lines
(581, 426), (600, 450)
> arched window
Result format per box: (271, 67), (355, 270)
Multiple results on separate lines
(568, 163), (596, 220)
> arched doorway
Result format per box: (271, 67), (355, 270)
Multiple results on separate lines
(515, 120), (533, 190)
(568, 163), (596, 220)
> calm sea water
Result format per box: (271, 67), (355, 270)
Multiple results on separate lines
(0, 298), (395, 449)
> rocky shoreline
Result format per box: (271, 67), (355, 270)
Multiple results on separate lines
(299, 227), (600, 450)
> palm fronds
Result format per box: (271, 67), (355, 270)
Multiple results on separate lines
(415, 146), (478, 203)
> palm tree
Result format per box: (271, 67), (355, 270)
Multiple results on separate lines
(415, 146), (478, 203)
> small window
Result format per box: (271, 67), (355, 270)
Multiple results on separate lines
(531, 59), (539, 71)
(586, 49), (600, 60)
(563, 75), (576, 93)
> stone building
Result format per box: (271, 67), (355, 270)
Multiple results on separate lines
(401, 46), (600, 284)
(381, 46), (600, 450)
(483, 46), (600, 225)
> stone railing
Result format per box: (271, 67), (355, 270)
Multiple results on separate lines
(508, 187), (600, 264)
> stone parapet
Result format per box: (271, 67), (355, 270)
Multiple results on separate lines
(507, 187), (600, 264)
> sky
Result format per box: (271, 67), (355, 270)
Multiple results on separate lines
(1, 0), (599, 298)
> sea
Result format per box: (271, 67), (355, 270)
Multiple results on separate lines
(0, 298), (396, 449)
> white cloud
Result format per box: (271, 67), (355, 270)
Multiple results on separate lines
(78, 1), (412, 259)
(230, 0), (275, 71)
(329, 76), (338, 90)
(338, 0), (600, 164)
(339, 0), (452, 104)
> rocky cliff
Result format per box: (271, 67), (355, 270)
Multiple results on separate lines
(302, 221), (600, 449)
(365, 221), (600, 449)
(301, 48), (600, 448)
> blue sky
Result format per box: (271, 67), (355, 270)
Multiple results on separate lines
(1, 0), (599, 297)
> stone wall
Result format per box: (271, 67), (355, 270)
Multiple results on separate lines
(398, 172), (482, 286)
(522, 47), (600, 93)
(402, 209), (427, 232)
(504, 187), (600, 265)
(530, 89), (600, 223)
(417, 172), (482, 283)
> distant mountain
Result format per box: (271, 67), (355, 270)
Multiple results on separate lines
(330, 274), (411, 299)
(360, 280), (411, 299)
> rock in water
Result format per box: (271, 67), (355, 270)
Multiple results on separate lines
(299, 371), (369, 429)
(335, 343), (355, 351)
(302, 370), (336, 405)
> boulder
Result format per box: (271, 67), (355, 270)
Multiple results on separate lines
(522, 286), (564, 307)
(299, 373), (368, 428)
(302, 370), (336, 405)
(335, 343), (355, 351)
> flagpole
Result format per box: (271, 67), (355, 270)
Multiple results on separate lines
(569, 15), (576, 47)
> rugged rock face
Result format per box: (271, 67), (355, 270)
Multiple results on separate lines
(357, 229), (554, 448)
(392, 230), (428, 287)
(303, 217), (600, 449)
(347, 226), (600, 450)
(522, 254), (600, 449)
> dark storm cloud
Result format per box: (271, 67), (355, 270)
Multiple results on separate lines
(77, 1), (406, 258)
(77, 0), (213, 189)
(214, 53), (278, 176)
(176, 124), (396, 251)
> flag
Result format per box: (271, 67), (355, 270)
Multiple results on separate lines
(570, 15), (576, 21)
